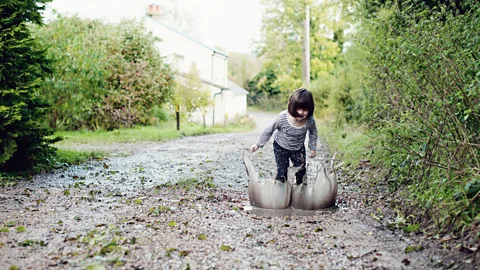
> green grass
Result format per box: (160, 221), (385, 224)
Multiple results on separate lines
(55, 149), (105, 165)
(248, 104), (284, 113)
(1, 149), (106, 187)
(2, 120), (253, 184)
(248, 106), (273, 112)
(317, 118), (480, 236)
(316, 120), (372, 167)
(54, 121), (254, 145)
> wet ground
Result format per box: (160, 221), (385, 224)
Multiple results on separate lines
(0, 112), (475, 269)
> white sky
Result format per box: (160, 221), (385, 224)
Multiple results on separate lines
(45, 0), (263, 54)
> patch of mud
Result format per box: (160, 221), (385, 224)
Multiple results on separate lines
(0, 112), (475, 269)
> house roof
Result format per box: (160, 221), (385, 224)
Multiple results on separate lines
(227, 80), (249, 95)
(145, 15), (228, 58)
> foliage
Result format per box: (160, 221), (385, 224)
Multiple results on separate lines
(228, 52), (264, 89)
(316, 121), (372, 168)
(250, 0), (352, 113)
(0, 0), (60, 172)
(254, 0), (480, 236)
(256, 0), (344, 95)
(173, 64), (212, 117)
(246, 68), (281, 105)
(250, 96), (286, 113)
(32, 15), (174, 130)
(53, 119), (254, 145)
(54, 149), (105, 166)
(343, 0), (480, 233)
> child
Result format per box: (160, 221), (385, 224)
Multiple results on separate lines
(251, 88), (318, 184)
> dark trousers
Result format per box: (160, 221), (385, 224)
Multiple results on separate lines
(273, 140), (306, 184)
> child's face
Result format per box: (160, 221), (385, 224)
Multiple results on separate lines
(296, 108), (309, 120)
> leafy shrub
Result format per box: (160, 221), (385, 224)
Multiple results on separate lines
(246, 68), (281, 106)
(348, 0), (480, 233)
(32, 15), (175, 130)
(173, 64), (212, 118)
(151, 106), (172, 122)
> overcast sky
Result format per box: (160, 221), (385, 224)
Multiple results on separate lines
(44, 0), (263, 54)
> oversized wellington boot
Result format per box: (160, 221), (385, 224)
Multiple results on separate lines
(243, 155), (291, 209)
(290, 162), (337, 210)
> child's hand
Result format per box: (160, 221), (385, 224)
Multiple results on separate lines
(250, 144), (259, 153)
(309, 150), (317, 158)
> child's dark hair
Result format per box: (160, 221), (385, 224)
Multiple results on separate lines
(288, 88), (314, 118)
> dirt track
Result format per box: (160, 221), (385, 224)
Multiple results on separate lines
(0, 112), (474, 269)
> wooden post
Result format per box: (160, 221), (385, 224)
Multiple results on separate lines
(202, 111), (206, 128)
(303, 5), (310, 88)
(175, 104), (180, 130)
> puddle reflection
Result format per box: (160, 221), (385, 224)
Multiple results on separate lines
(244, 204), (339, 217)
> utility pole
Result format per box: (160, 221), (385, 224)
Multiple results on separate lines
(303, 5), (310, 88)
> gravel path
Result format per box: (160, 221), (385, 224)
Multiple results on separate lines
(0, 112), (474, 269)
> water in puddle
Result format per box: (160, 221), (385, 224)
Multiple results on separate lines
(244, 204), (339, 217)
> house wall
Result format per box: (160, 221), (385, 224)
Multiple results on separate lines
(232, 94), (248, 117)
(143, 18), (227, 89)
(143, 17), (230, 126)
(212, 90), (233, 125)
(183, 88), (249, 126)
(212, 91), (248, 125)
(188, 85), (223, 126)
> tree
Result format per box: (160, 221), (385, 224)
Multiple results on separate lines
(256, 0), (343, 95)
(246, 68), (280, 105)
(227, 52), (265, 88)
(0, 0), (58, 171)
(173, 64), (212, 117)
(33, 16), (175, 130)
(347, 0), (480, 234)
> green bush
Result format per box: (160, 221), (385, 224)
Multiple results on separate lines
(151, 106), (172, 122)
(346, 0), (480, 233)
(173, 64), (212, 117)
(32, 15), (175, 130)
(245, 68), (281, 106)
(0, 0), (59, 172)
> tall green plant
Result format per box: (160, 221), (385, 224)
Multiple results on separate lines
(246, 68), (281, 105)
(173, 64), (212, 117)
(350, 0), (480, 233)
(257, 0), (343, 97)
(33, 16), (174, 130)
(227, 52), (264, 89)
(0, 0), (59, 172)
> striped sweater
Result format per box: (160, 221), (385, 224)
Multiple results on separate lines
(256, 110), (318, 151)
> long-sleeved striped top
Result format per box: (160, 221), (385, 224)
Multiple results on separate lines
(256, 110), (318, 151)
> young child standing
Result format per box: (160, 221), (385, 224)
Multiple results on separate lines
(250, 88), (318, 184)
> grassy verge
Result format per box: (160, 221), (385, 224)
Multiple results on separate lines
(246, 106), (264, 112)
(0, 148), (105, 187)
(2, 120), (254, 186)
(39, 148), (106, 173)
(316, 120), (374, 168)
(247, 97), (285, 113)
(54, 148), (105, 165)
(54, 120), (254, 145)
(248, 105), (279, 113)
(317, 119), (480, 239)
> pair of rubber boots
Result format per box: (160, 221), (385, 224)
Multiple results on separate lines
(243, 155), (338, 210)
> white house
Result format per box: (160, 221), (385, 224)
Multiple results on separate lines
(225, 79), (248, 117)
(144, 4), (247, 126)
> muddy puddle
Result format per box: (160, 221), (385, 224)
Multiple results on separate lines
(244, 204), (339, 217)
